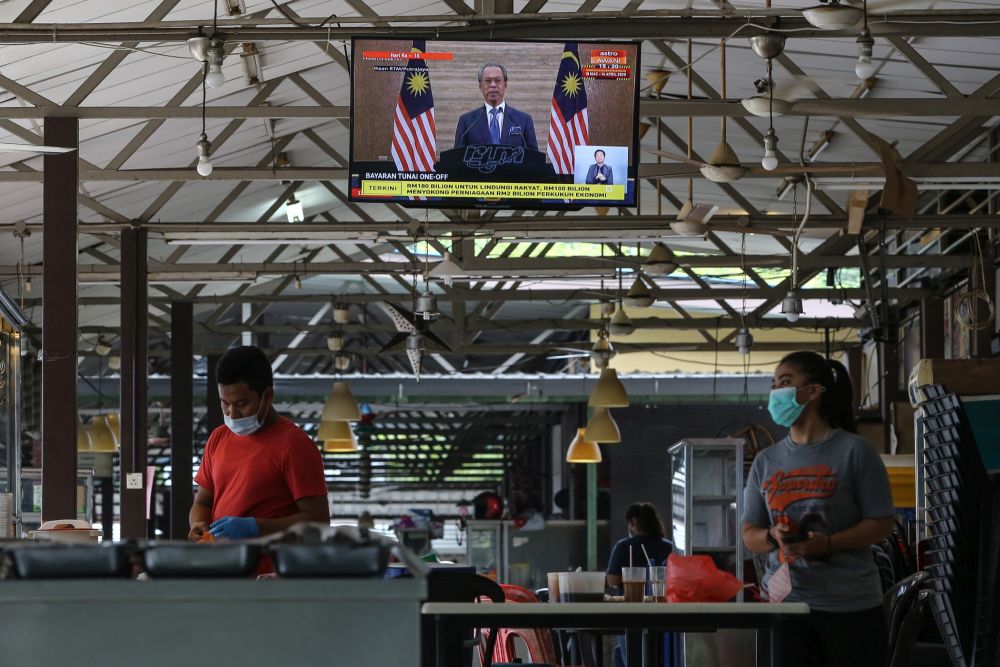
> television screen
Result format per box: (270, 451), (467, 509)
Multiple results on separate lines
(349, 38), (641, 210)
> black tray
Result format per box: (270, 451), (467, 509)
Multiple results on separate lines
(7, 543), (132, 579)
(271, 542), (389, 578)
(142, 543), (261, 578)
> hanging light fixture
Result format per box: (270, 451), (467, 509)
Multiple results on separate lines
(94, 336), (112, 357)
(855, 1), (876, 80)
(322, 381), (361, 421)
(105, 412), (121, 445)
(205, 38), (226, 88)
(196, 133), (213, 176)
(590, 329), (617, 369)
(781, 290), (803, 322)
(802, 0), (863, 31)
(187, 35), (210, 62)
(285, 194), (304, 223)
(762, 128), (779, 171)
(643, 243), (677, 276)
(624, 275), (654, 308)
(566, 428), (602, 463)
(318, 419), (354, 442)
(584, 408), (621, 444)
(326, 333), (344, 352)
(77, 413), (93, 452)
(323, 436), (358, 453)
(608, 307), (635, 336)
(332, 303), (350, 324)
(333, 353), (352, 372)
(735, 327), (754, 356)
(589, 368), (629, 408)
(416, 290), (439, 321)
(406, 331), (425, 351)
(107, 355), (121, 371)
(88, 415), (118, 453)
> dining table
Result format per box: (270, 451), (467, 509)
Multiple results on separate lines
(421, 600), (810, 667)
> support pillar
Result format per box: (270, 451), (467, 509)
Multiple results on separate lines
(120, 228), (148, 540)
(169, 302), (193, 540)
(920, 298), (945, 359)
(40, 117), (78, 522)
(205, 354), (223, 433)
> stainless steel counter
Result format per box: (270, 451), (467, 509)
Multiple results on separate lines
(0, 577), (425, 666)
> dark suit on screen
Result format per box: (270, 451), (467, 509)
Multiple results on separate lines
(585, 163), (613, 185)
(454, 104), (538, 151)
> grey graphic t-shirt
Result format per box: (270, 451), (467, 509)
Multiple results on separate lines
(742, 429), (894, 612)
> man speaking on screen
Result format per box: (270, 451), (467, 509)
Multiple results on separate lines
(454, 63), (538, 151)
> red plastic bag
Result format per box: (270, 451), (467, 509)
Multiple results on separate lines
(666, 553), (743, 602)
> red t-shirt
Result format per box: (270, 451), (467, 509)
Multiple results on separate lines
(194, 416), (327, 522)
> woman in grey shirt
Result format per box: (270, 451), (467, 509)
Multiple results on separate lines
(742, 350), (896, 666)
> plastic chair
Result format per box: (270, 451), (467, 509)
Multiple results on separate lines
(422, 571), (505, 667)
(888, 590), (932, 667)
(882, 570), (929, 656)
(492, 584), (562, 666)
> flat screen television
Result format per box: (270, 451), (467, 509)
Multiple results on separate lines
(349, 38), (641, 210)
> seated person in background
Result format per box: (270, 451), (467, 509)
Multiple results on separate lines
(606, 502), (673, 589)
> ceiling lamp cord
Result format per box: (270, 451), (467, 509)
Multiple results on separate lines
(761, 56), (779, 171)
(856, 0), (877, 81)
(196, 62), (213, 176)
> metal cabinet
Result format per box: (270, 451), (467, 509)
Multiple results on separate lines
(669, 438), (745, 591)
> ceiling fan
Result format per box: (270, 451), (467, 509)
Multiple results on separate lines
(377, 301), (451, 380)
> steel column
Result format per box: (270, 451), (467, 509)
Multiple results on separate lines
(120, 228), (148, 539)
(169, 301), (193, 540)
(920, 298), (945, 359)
(205, 354), (223, 433)
(40, 116), (78, 522)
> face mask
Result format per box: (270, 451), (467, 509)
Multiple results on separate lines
(768, 386), (806, 428)
(224, 397), (268, 436)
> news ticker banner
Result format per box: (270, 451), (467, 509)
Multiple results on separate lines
(359, 181), (627, 199)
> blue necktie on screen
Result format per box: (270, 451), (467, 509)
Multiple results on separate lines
(489, 107), (500, 144)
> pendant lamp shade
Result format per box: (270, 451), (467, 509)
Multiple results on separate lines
(105, 412), (121, 445)
(77, 414), (93, 452)
(322, 381), (361, 421)
(608, 308), (635, 336)
(566, 428), (602, 463)
(589, 368), (629, 408)
(584, 408), (621, 443)
(318, 419), (353, 441)
(643, 243), (678, 276)
(624, 276), (654, 308)
(323, 438), (358, 453)
(88, 415), (118, 452)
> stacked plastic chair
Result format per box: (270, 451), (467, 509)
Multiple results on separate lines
(489, 584), (560, 666)
(916, 385), (998, 667)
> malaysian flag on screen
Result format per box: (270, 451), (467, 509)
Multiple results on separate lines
(391, 40), (436, 174)
(547, 42), (589, 175)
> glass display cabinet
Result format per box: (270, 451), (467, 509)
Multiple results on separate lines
(669, 438), (745, 594)
(0, 288), (26, 537)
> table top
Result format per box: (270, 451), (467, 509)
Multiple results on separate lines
(422, 602), (809, 616)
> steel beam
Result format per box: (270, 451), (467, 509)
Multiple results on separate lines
(40, 116), (78, 522)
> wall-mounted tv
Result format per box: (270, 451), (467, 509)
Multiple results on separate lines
(349, 38), (641, 210)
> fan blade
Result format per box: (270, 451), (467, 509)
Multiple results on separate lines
(771, 75), (813, 104)
(847, 189), (870, 234)
(0, 142), (76, 154)
(858, 0), (930, 10)
(647, 149), (706, 168)
(744, 163), (884, 177)
(547, 353), (589, 360)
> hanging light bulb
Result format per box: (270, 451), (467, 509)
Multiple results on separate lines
(855, 28), (876, 80)
(196, 133), (213, 176)
(332, 303), (350, 324)
(326, 333), (344, 352)
(205, 39), (226, 88)
(781, 290), (803, 323)
(94, 336), (112, 357)
(285, 194), (304, 223)
(761, 128), (779, 171)
(333, 353), (352, 372)
(590, 330), (617, 370)
(735, 327), (754, 356)
(608, 307), (635, 336)
(107, 355), (121, 371)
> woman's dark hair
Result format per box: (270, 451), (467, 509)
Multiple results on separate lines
(216, 346), (273, 396)
(779, 351), (857, 433)
(625, 502), (665, 539)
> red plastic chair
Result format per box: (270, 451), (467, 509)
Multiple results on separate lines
(493, 584), (562, 665)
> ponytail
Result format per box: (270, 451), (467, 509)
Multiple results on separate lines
(779, 351), (857, 433)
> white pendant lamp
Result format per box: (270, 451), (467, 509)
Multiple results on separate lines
(608, 308), (635, 337)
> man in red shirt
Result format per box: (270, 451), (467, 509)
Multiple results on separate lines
(189, 346), (330, 542)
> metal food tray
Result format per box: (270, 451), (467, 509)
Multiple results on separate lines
(271, 542), (390, 578)
(142, 543), (261, 578)
(6, 543), (131, 579)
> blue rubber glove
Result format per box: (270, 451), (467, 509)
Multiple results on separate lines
(209, 516), (259, 540)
